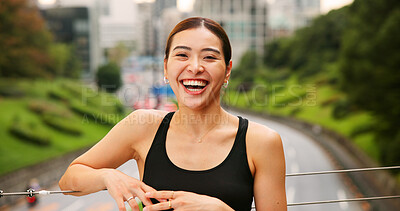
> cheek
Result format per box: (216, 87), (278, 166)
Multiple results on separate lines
(166, 62), (181, 78)
(210, 65), (227, 81)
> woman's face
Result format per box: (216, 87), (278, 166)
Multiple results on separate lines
(164, 27), (232, 110)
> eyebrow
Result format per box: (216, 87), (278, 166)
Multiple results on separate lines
(172, 46), (221, 55)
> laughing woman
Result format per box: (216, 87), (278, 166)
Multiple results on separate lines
(59, 17), (286, 211)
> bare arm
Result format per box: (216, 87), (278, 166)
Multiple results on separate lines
(59, 109), (163, 210)
(248, 122), (287, 211)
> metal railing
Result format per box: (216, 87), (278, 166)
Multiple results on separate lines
(1, 166), (400, 208)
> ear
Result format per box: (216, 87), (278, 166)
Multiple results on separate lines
(225, 60), (232, 82)
(163, 58), (168, 78)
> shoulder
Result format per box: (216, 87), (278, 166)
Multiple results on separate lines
(123, 109), (169, 126)
(245, 120), (284, 168)
(246, 120), (287, 210)
(246, 120), (282, 150)
(116, 109), (169, 140)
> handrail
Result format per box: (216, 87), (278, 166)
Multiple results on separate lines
(286, 165), (400, 177)
(1, 166), (399, 208)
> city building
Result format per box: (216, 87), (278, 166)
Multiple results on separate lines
(136, 0), (179, 57)
(136, 2), (155, 56)
(152, 0), (178, 58)
(38, 0), (139, 79)
(41, 7), (92, 77)
(98, 0), (137, 57)
(38, 0), (101, 79)
(157, 7), (186, 58)
(268, 0), (321, 38)
(192, 0), (269, 62)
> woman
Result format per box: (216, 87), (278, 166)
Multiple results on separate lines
(59, 17), (286, 211)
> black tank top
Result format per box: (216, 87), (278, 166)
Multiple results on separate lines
(143, 112), (254, 210)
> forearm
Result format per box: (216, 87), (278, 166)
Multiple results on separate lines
(59, 164), (112, 196)
(217, 200), (235, 211)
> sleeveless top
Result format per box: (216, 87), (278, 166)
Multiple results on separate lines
(142, 112), (254, 210)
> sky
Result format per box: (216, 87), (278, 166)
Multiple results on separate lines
(321, 0), (353, 13)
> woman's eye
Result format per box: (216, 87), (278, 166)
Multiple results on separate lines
(176, 54), (188, 57)
(204, 56), (216, 60)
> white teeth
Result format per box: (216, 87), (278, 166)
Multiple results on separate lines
(187, 88), (202, 92)
(182, 80), (207, 86)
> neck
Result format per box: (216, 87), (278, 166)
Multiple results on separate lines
(172, 105), (229, 138)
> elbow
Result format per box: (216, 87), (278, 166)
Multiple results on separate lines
(58, 175), (67, 191)
(58, 168), (78, 195)
(58, 173), (71, 193)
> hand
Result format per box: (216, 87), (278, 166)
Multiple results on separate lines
(101, 169), (156, 211)
(143, 191), (233, 211)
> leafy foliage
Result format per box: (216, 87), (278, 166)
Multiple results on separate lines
(96, 62), (122, 93)
(42, 114), (82, 136)
(264, 8), (348, 77)
(339, 0), (400, 165)
(0, 0), (81, 79)
(48, 43), (82, 78)
(0, 0), (53, 78)
(231, 0), (400, 166)
(9, 116), (51, 146)
(107, 42), (131, 66)
(0, 79), (126, 176)
(230, 51), (259, 89)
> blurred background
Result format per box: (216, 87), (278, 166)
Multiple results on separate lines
(0, 0), (399, 210)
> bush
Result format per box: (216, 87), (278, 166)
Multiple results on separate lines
(96, 62), (122, 93)
(9, 120), (50, 146)
(70, 101), (120, 126)
(273, 92), (307, 108)
(290, 107), (302, 116)
(320, 95), (340, 107)
(28, 100), (72, 118)
(0, 86), (25, 97)
(42, 114), (82, 136)
(48, 90), (70, 102)
(332, 100), (352, 119)
(350, 122), (374, 138)
(61, 81), (83, 98)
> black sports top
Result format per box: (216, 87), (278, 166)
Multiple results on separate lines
(143, 112), (254, 210)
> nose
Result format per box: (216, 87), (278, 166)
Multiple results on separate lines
(187, 57), (204, 74)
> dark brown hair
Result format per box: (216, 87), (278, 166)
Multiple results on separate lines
(165, 17), (232, 66)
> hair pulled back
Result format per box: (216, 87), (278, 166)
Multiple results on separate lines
(165, 17), (232, 66)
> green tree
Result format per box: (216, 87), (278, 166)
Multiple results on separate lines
(264, 7), (348, 77)
(339, 0), (400, 165)
(230, 51), (260, 90)
(48, 43), (81, 78)
(0, 0), (53, 78)
(96, 63), (122, 93)
(107, 42), (131, 66)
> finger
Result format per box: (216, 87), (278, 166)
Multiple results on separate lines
(139, 183), (159, 205)
(141, 182), (157, 193)
(127, 197), (139, 211)
(145, 191), (175, 200)
(114, 197), (127, 211)
(134, 189), (153, 207)
(143, 201), (171, 211)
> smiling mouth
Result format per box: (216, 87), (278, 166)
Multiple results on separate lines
(181, 79), (209, 92)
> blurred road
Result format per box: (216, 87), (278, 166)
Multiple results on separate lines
(229, 111), (363, 211)
(8, 111), (363, 211)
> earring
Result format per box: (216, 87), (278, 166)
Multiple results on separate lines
(223, 80), (229, 88)
(164, 77), (169, 84)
